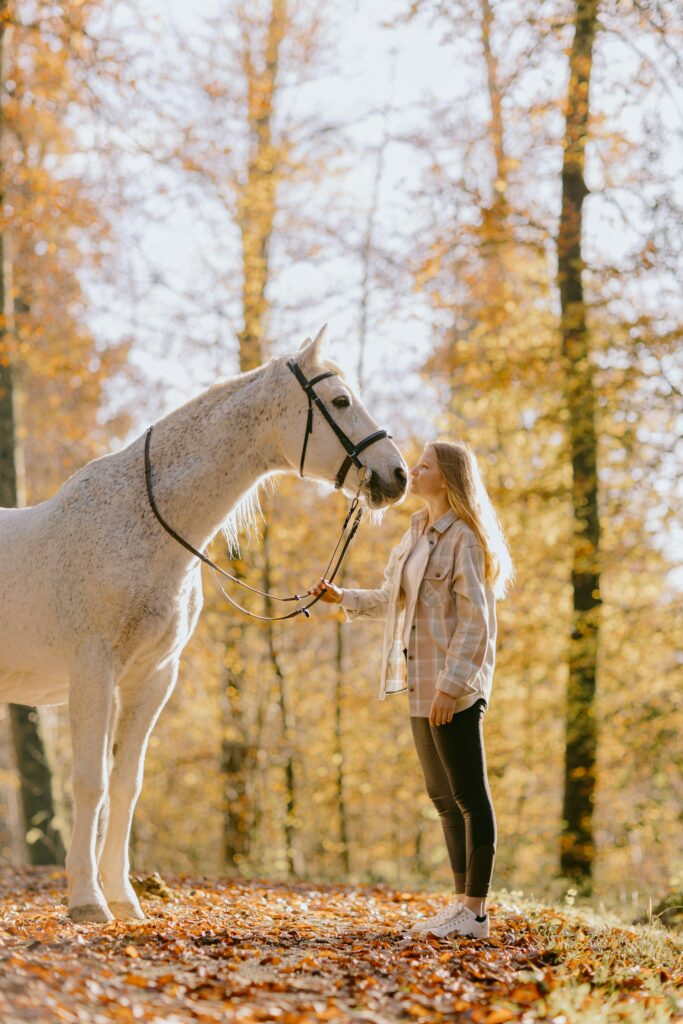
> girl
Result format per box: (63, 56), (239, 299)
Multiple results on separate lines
(311, 440), (513, 938)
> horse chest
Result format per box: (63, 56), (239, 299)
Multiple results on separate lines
(114, 574), (203, 670)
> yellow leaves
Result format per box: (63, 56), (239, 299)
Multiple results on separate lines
(414, 240), (450, 292)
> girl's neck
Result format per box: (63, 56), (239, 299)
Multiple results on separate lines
(423, 495), (451, 528)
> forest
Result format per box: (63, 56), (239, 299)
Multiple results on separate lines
(0, 2), (681, 1019)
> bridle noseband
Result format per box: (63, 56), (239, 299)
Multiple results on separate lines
(143, 358), (393, 621)
(286, 358), (389, 489)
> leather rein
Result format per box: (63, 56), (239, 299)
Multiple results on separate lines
(143, 359), (390, 621)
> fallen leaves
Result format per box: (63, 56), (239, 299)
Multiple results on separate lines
(0, 867), (680, 1023)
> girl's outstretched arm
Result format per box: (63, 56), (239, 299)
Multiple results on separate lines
(310, 535), (407, 622)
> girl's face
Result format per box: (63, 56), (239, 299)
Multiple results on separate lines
(409, 446), (446, 499)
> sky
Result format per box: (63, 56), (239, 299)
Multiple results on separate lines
(100, 0), (682, 409)
(92, 0), (483, 442)
(80, 0), (682, 580)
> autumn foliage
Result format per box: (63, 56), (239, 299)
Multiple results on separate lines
(1, 868), (681, 1023)
(0, 0), (682, 1008)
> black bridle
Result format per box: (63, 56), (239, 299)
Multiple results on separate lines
(143, 359), (391, 621)
(286, 358), (389, 488)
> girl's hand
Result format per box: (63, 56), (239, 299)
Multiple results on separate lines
(310, 578), (343, 604)
(429, 690), (457, 727)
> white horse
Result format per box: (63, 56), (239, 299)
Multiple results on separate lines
(0, 329), (407, 923)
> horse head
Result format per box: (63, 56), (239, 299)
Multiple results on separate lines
(283, 326), (408, 509)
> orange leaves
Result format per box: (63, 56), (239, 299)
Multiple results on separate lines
(508, 982), (544, 1004)
(471, 1009), (516, 1024)
(1, 869), (681, 1023)
(2, 0), (133, 512)
(406, 1002), (432, 1017)
(122, 973), (152, 988)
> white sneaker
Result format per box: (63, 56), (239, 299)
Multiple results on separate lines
(412, 900), (465, 935)
(427, 904), (490, 939)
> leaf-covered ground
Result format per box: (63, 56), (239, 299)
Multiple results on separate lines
(0, 868), (680, 1024)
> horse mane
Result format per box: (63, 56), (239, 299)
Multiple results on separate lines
(216, 353), (369, 556)
(213, 362), (274, 556)
(220, 477), (266, 556)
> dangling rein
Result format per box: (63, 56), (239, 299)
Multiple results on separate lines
(143, 359), (390, 621)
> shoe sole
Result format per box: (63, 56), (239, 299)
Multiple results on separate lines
(426, 921), (490, 939)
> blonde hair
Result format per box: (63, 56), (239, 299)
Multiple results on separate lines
(429, 440), (514, 600)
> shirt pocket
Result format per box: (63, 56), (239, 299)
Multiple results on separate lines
(419, 567), (450, 607)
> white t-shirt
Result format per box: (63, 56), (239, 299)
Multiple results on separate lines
(400, 533), (430, 651)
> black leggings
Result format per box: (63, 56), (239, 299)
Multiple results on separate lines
(410, 698), (496, 898)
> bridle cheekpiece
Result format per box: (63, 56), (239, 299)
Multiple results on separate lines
(286, 358), (389, 490)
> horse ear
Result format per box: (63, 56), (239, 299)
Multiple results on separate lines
(298, 324), (328, 365)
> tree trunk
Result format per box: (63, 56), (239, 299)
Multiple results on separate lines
(557, 0), (601, 891)
(0, 5), (18, 508)
(333, 602), (350, 876)
(478, 0), (509, 251)
(0, 3), (65, 867)
(480, 0), (507, 199)
(221, 2), (287, 870)
(263, 519), (303, 877)
(226, 0), (290, 874)
(7, 708), (66, 864)
(220, 655), (252, 869)
(0, 706), (23, 862)
(237, 0), (286, 370)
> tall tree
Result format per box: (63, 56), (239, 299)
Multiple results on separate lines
(237, 0), (286, 370)
(403, 0), (570, 890)
(1, 0), (65, 866)
(238, 0), (304, 875)
(113, 0), (681, 895)
(557, 0), (601, 891)
(1, 0), (130, 865)
(0, 1), (17, 510)
(189, 0), (301, 872)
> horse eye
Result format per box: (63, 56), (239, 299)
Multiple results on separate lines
(332, 396), (350, 409)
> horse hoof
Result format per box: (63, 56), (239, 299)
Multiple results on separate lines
(69, 903), (114, 924)
(108, 900), (146, 922)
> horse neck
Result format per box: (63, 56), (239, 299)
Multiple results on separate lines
(147, 360), (289, 554)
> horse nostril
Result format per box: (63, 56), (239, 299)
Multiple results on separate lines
(394, 466), (408, 490)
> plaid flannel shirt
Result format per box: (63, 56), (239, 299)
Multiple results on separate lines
(341, 508), (496, 717)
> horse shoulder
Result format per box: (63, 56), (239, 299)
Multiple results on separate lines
(111, 570), (203, 669)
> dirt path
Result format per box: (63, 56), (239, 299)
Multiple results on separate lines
(0, 868), (679, 1023)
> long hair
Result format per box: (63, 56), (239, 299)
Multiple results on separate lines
(430, 440), (514, 600)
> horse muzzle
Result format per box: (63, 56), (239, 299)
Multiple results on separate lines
(364, 464), (408, 508)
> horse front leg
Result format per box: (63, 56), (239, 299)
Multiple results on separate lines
(98, 662), (178, 921)
(66, 641), (115, 923)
